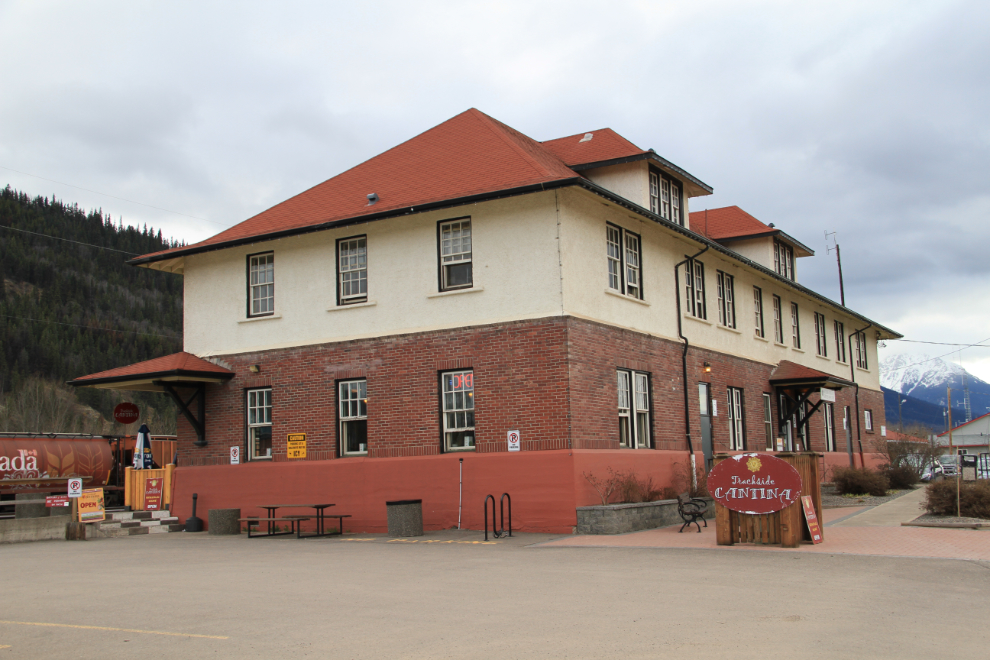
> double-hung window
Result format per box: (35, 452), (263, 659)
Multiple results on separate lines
(246, 388), (272, 460)
(762, 393), (774, 450)
(814, 313), (827, 357)
(753, 287), (765, 338)
(790, 303), (801, 348)
(834, 321), (847, 363)
(772, 295), (783, 343)
(605, 224), (643, 300)
(716, 271), (735, 328)
(439, 219), (472, 290)
(617, 370), (651, 449)
(684, 259), (706, 319)
(339, 379), (368, 455)
(441, 370), (475, 451)
(648, 170), (683, 226)
(727, 387), (745, 450)
(823, 401), (836, 451)
(854, 332), (869, 369)
(337, 236), (367, 304)
(773, 240), (794, 280)
(864, 408), (874, 431)
(248, 252), (275, 317)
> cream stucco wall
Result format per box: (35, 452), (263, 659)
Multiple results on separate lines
(182, 192), (565, 356)
(582, 161), (651, 210)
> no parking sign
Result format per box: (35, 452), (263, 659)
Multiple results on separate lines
(67, 477), (83, 498)
(507, 430), (521, 452)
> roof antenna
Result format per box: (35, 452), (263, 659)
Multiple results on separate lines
(825, 231), (845, 306)
(367, 193), (379, 206)
(579, 133), (593, 143)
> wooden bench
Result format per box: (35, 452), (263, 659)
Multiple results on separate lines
(677, 493), (708, 533)
(239, 516), (311, 538)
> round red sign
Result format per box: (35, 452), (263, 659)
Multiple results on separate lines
(113, 402), (140, 425)
(708, 453), (803, 514)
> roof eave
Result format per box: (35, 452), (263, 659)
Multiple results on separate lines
(68, 369), (235, 388)
(569, 153), (713, 197)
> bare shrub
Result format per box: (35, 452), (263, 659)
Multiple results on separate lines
(672, 459), (709, 498)
(925, 480), (990, 519)
(0, 377), (103, 434)
(832, 467), (889, 496)
(583, 467), (625, 505)
(617, 473), (664, 503)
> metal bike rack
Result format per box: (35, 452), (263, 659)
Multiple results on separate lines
(483, 492), (513, 541)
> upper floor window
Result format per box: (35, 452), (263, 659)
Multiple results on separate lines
(684, 259), (706, 319)
(772, 295), (783, 343)
(248, 252), (274, 317)
(854, 331), (869, 369)
(753, 287), (765, 338)
(246, 388), (272, 460)
(814, 312), (828, 357)
(773, 240), (794, 281)
(716, 271), (735, 328)
(337, 236), (368, 304)
(439, 219), (472, 291)
(606, 224), (643, 300)
(441, 370), (475, 451)
(648, 170), (683, 226)
(790, 302), (801, 348)
(339, 379), (368, 455)
(834, 321), (847, 363)
(617, 370), (651, 449)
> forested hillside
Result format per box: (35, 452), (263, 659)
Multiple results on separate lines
(0, 186), (184, 431)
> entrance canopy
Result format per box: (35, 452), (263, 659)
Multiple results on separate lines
(769, 361), (853, 450)
(69, 352), (234, 447)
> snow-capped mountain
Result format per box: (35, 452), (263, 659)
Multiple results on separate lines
(880, 354), (990, 419)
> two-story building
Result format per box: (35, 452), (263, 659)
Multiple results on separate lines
(71, 109), (900, 532)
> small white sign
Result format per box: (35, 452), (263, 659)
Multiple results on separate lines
(230, 446), (240, 465)
(881, 426), (887, 437)
(711, 400), (718, 417)
(820, 388), (836, 403)
(507, 430), (521, 452)
(67, 477), (83, 498)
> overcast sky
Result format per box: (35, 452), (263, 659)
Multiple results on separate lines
(2, 1), (988, 379)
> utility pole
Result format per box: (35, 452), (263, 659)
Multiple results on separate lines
(825, 231), (845, 306)
(948, 388), (960, 518)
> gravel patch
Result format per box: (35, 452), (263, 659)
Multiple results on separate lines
(820, 484), (920, 509)
(910, 514), (989, 525)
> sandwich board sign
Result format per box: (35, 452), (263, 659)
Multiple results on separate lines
(67, 477), (83, 498)
(801, 495), (823, 544)
(507, 430), (521, 452)
(78, 488), (106, 523)
(145, 478), (164, 510)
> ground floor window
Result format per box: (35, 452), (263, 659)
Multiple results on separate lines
(339, 379), (368, 455)
(617, 370), (651, 448)
(864, 409), (873, 431)
(247, 388), (272, 460)
(728, 387), (745, 450)
(762, 393), (773, 450)
(442, 370), (475, 451)
(823, 401), (835, 451)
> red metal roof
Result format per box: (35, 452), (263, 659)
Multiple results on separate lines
(769, 360), (851, 386)
(689, 206), (773, 241)
(70, 352), (233, 383)
(138, 109), (582, 262)
(540, 128), (647, 167)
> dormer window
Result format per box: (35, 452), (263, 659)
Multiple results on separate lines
(648, 170), (683, 226)
(773, 240), (794, 280)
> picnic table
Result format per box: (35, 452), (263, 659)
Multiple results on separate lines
(249, 503), (350, 539)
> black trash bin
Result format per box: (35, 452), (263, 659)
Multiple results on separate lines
(386, 499), (424, 537)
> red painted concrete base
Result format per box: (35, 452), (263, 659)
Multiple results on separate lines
(170, 449), (705, 534)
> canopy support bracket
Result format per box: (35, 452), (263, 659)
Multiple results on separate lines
(158, 382), (207, 446)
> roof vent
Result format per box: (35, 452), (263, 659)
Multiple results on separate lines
(579, 133), (593, 143)
(768, 223), (775, 228)
(367, 193), (379, 206)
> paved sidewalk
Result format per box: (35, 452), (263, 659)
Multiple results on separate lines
(830, 486), (926, 527)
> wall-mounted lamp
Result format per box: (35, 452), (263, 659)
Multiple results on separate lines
(249, 365), (261, 373)
(703, 362), (712, 373)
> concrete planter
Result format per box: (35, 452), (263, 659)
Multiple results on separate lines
(576, 497), (714, 535)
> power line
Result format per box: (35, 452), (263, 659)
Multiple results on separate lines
(1, 165), (227, 226)
(0, 314), (182, 340)
(0, 224), (141, 256)
(889, 339), (990, 347)
(883, 335), (990, 374)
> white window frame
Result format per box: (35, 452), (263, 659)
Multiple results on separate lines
(727, 387), (745, 451)
(823, 401), (835, 452)
(772, 295), (783, 344)
(762, 393), (773, 450)
(716, 271), (735, 328)
(648, 170), (683, 226)
(754, 287), (765, 338)
(439, 218), (472, 291)
(685, 259), (706, 319)
(246, 388), (272, 460)
(864, 408), (873, 431)
(790, 302), (801, 349)
(441, 370), (475, 451)
(774, 240), (794, 280)
(606, 224), (643, 300)
(337, 236), (368, 304)
(814, 312), (828, 357)
(338, 379), (368, 456)
(618, 370), (651, 449)
(248, 252), (275, 317)
(855, 331), (869, 369)
(834, 321), (847, 363)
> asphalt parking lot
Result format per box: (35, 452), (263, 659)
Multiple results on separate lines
(1, 530), (987, 659)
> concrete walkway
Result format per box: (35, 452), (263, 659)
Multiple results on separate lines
(830, 487), (926, 527)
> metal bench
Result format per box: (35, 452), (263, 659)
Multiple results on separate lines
(677, 493), (708, 533)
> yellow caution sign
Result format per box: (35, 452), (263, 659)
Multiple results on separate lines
(286, 433), (307, 459)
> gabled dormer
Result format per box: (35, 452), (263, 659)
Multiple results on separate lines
(542, 129), (712, 230)
(689, 206), (814, 282)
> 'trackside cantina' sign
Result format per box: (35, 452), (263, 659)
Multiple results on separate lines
(708, 453), (803, 514)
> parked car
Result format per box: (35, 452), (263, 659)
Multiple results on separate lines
(938, 455), (959, 476)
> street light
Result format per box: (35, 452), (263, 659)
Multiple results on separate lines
(898, 398), (908, 433)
